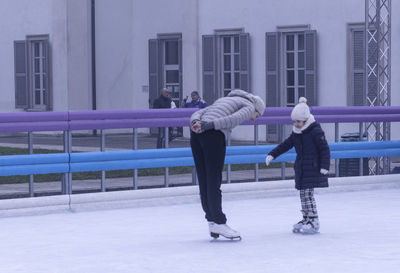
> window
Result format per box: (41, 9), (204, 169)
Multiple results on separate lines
(14, 35), (51, 110)
(284, 33), (306, 106)
(148, 33), (182, 109)
(202, 31), (250, 104)
(222, 36), (241, 97)
(265, 26), (317, 142)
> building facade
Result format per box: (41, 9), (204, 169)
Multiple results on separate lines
(1, 0), (399, 141)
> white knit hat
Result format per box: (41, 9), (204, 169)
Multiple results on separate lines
(252, 95), (266, 115)
(291, 97), (310, 121)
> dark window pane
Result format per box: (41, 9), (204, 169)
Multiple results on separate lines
(298, 70), (305, 85)
(35, 90), (41, 104)
(224, 55), (231, 71)
(298, 34), (304, 50)
(287, 88), (295, 104)
(34, 42), (40, 57)
(234, 54), (239, 70)
(298, 52), (305, 68)
(43, 90), (46, 104)
(286, 35), (294, 51)
(166, 70), (179, 83)
(299, 87), (305, 98)
(234, 72), (240, 88)
(34, 59), (40, 72)
(224, 90), (230, 97)
(35, 75), (40, 89)
(223, 37), (231, 53)
(165, 40), (179, 65)
(287, 70), (294, 86)
(286, 53), (294, 68)
(224, 73), (231, 89)
(234, 36), (239, 53)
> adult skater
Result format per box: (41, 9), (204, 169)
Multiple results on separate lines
(190, 89), (265, 240)
(265, 97), (330, 234)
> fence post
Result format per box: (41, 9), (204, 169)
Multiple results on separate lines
(227, 132), (231, 184)
(280, 125), (285, 180)
(100, 129), (106, 192)
(335, 123), (339, 177)
(164, 127), (169, 187)
(254, 125), (259, 182)
(28, 132), (34, 197)
(359, 122), (364, 176)
(133, 128), (138, 190)
(63, 130), (72, 195)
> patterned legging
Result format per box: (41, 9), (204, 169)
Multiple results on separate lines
(300, 188), (318, 217)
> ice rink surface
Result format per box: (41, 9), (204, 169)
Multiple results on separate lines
(1, 187), (399, 273)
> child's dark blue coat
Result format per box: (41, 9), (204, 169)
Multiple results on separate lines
(269, 122), (330, 190)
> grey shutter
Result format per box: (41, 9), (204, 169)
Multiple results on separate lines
(265, 32), (280, 142)
(202, 35), (217, 104)
(304, 30), (317, 106)
(239, 33), (250, 92)
(351, 29), (365, 106)
(149, 39), (160, 108)
(14, 40), (29, 109)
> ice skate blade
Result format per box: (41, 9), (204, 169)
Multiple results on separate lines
(210, 232), (241, 241)
(293, 229), (319, 235)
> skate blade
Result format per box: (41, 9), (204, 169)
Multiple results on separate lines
(210, 232), (241, 241)
(296, 229), (320, 235)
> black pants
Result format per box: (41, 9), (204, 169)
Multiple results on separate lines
(156, 127), (174, 149)
(190, 129), (227, 224)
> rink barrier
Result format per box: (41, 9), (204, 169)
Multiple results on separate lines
(1, 106), (400, 196)
(1, 141), (400, 175)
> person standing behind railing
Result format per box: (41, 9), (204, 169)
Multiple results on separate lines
(265, 97), (330, 234)
(153, 88), (176, 148)
(190, 89), (265, 240)
(182, 91), (207, 109)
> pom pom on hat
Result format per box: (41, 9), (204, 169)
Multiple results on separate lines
(291, 97), (310, 121)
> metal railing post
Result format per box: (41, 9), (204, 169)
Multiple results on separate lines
(133, 128), (138, 190)
(100, 129), (106, 192)
(164, 127), (169, 187)
(28, 132), (34, 197)
(335, 123), (339, 177)
(254, 125), (259, 182)
(227, 132), (231, 184)
(280, 125), (285, 180)
(63, 130), (72, 195)
(359, 122), (364, 176)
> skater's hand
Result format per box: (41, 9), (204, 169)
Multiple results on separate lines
(320, 168), (328, 175)
(265, 155), (274, 166)
(191, 120), (202, 133)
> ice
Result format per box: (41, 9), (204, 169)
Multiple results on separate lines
(0, 188), (399, 273)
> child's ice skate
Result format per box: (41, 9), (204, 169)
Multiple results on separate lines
(299, 217), (320, 234)
(292, 210), (308, 233)
(209, 222), (241, 240)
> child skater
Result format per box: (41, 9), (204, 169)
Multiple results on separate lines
(265, 97), (330, 234)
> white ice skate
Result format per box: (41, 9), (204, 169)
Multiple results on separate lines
(298, 218), (320, 235)
(292, 217), (308, 233)
(209, 223), (241, 240)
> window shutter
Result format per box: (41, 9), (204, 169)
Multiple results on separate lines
(14, 40), (29, 109)
(265, 32), (280, 142)
(149, 39), (160, 108)
(352, 29), (365, 106)
(239, 33), (250, 92)
(304, 30), (317, 106)
(202, 35), (217, 104)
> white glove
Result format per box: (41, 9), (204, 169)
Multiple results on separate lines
(320, 168), (328, 175)
(265, 155), (274, 166)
